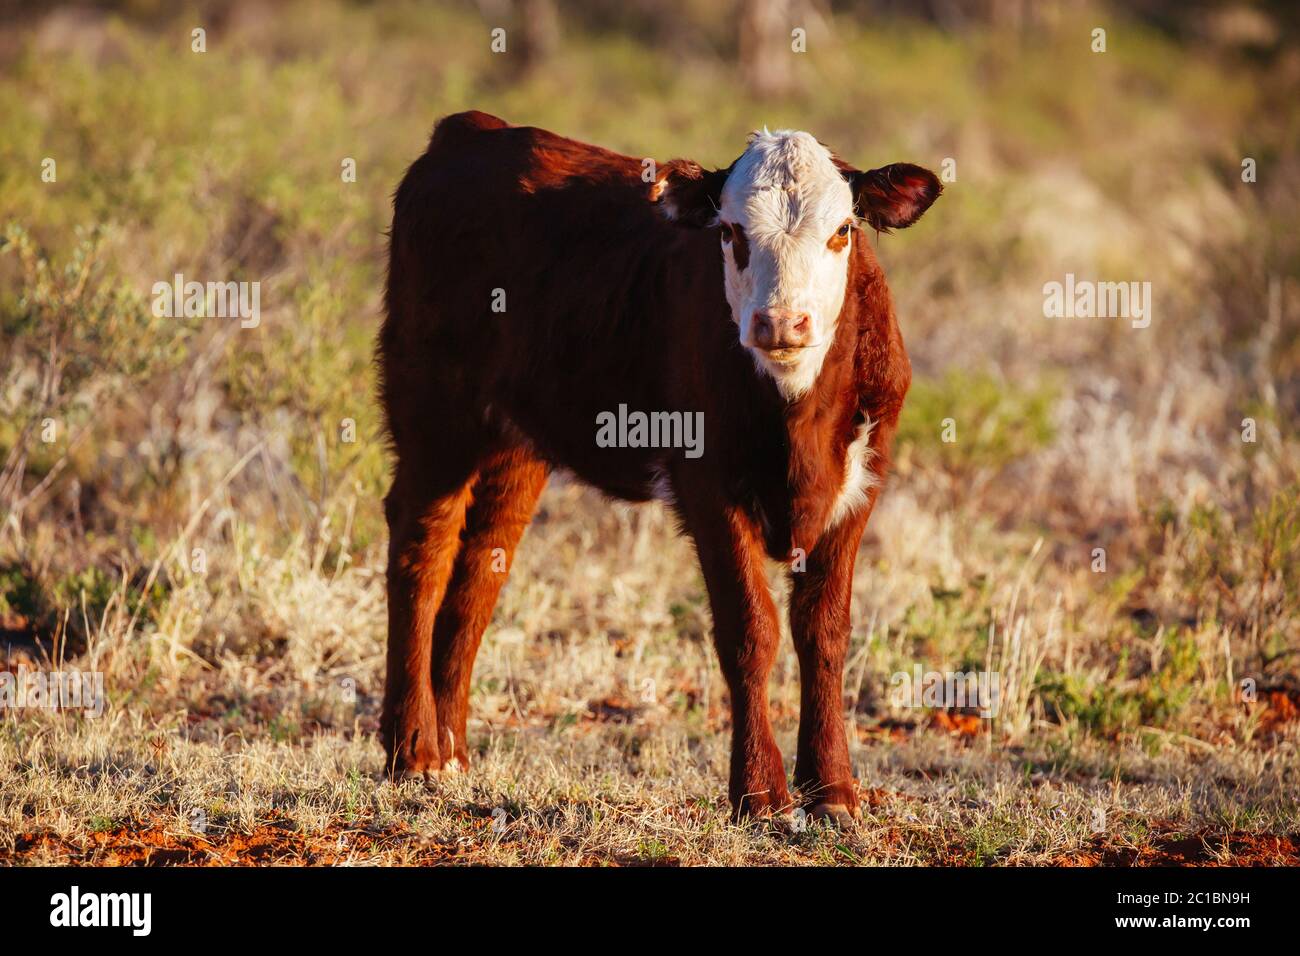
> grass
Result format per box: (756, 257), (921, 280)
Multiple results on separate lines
(0, 0), (1298, 866)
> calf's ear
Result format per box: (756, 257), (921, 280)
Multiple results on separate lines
(649, 159), (729, 228)
(841, 162), (942, 233)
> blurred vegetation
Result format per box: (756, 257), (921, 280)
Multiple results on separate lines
(896, 370), (1057, 472)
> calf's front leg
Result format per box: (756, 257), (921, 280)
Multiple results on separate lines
(681, 502), (791, 820)
(788, 507), (871, 824)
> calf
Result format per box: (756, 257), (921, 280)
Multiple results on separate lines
(378, 111), (940, 822)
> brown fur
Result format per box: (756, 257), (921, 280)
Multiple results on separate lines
(378, 111), (928, 819)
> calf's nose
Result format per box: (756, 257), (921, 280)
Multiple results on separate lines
(751, 309), (813, 350)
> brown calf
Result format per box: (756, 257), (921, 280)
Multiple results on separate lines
(378, 111), (940, 822)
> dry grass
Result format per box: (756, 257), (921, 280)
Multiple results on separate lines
(2, 483), (1298, 866)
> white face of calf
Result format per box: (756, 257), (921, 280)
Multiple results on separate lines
(652, 131), (941, 401)
(718, 131), (854, 398)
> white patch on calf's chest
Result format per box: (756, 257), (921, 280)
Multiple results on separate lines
(826, 416), (879, 530)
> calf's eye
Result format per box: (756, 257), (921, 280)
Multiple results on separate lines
(827, 220), (853, 251)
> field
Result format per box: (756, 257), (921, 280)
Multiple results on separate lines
(1, 0), (1298, 866)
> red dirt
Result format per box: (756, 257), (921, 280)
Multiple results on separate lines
(1050, 827), (1300, 867)
(1256, 688), (1299, 738)
(6, 812), (1296, 866)
(929, 710), (985, 739)
(4, 816), (464, 866)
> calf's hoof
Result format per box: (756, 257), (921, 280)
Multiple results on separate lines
(730, 789), (795, 825)
(808, 802), (859, 829)
(382, 721), (442, 783)
(392, 766), (439, 786)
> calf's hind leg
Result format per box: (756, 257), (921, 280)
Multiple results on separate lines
(431, 446), (548, 769)
(380, 453), (478, 780)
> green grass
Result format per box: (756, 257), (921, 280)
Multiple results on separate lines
(896, 370), (1057, 473)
